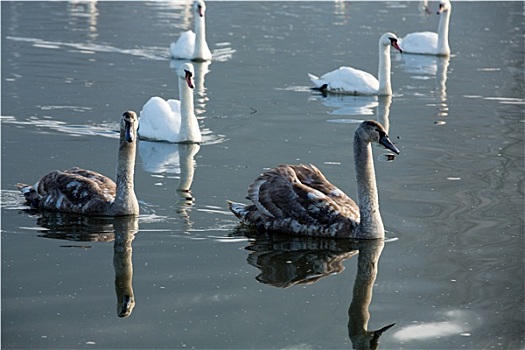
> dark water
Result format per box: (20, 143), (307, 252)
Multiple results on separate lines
(2, 1), (524, 349)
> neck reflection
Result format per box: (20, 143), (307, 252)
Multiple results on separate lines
(238, 229), (396, 349)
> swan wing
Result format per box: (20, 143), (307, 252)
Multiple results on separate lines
(290, 164), (359, 218)
(139, 97), (181, 142)
(64, 167), (116, 189)
(35, 168), (116, 214)
(312, 67), (379, 95)
(400, 32), (438, 54)
(248, 164), (359, 226)
(166, 99), (181, 114)
(170, 30), (196, 59)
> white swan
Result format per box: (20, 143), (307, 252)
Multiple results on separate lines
(17, 111), (140, 216)
(399, 0), (451, 56)
(170, 0), (212, 61)
(228, 120), (400, 239)
(308, 33), (402, 96)
(139, 63), (202, 143)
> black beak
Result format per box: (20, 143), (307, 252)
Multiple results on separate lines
(379, 134), (400, 155)
(125, 119), (135, 143)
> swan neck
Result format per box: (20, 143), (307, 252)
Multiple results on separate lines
(178, 77), (200, 142)
(377, 44), (392, 95)
(113, 128), (138, 215)
(353, 134), (385, 238)
(193, 13), (208, 58)
(437, 8), (451, 55)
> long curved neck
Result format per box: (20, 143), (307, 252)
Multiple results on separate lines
(377, 44), (392, 96)
(112, 130), (138, 215)
(178, 77), (200, 142)
(193, 13), (208, 59)
(353, 134), (385, 238)
(437, 8), (451, 56)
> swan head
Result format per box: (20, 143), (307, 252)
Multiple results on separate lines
(357, 120), (400, 155)
(178, 63), (195, 89)
(437, 0), (451, 14)
(380, 32), (402, 53)
(122, 111), (138, 143)
(193, 0), (206, 17)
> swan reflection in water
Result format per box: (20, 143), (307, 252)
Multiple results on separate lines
(26, 211), (139, 318)
(139, 142), (200, 223)
(398, 54), (450, 119)
(237, 229), (395, 349)
(309, 94), (395, 164)
(310, 81), (393, 132)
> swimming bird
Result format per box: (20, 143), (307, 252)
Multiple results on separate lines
(138, 63), (202, 143)
(308, 33), (402, 95)
(170, 0), (212, 61)
(228, 120), (400, 239)
(17, 111), (139, 216)
(399, 0), (451, 56)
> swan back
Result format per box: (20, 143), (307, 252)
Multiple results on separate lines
(18, 111), (140, 216)
(170, 30), (196, 60)
(228, 120), (399, 239)
(139, 97), (182, 142)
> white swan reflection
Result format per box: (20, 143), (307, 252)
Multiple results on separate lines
(138, 142), (200, 224)
(310, 85), (393, 135)
(399, 54), (450, 119)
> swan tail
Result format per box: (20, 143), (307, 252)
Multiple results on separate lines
(17, 183), (41, 208)
(228, 200), (249, 220)
(228, 200), (267, 223)
(308, 73), (321, 86)
(308, 73), (328, 93)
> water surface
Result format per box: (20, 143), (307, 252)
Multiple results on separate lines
(2, 1), (524, 349)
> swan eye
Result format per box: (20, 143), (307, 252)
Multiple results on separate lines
(184, 69), (193, 78)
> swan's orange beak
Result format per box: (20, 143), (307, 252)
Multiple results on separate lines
(198, 5), (204, 17)
(391, 40), (403, 53)
(185, 70), (195, 89)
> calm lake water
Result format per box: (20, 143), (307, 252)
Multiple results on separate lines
(1, 1), (524, 349)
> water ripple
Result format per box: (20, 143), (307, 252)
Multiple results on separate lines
(6, 35), (169, 60)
